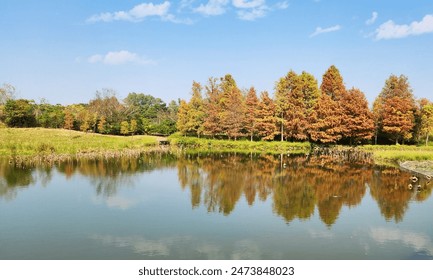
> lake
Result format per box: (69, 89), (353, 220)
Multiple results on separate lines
(1, 153), (432, 260)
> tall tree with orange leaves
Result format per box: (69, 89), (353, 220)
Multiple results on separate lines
(203, 77), (222, 138)
(373, 74), (416, 144)
(256, 91), (277, 141)
(245, 87), (259, 141)
(308, 93), (343, 144)
(340, 88), (374, 145)
(308, 65), (346, 143)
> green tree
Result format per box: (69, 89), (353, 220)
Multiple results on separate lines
(130, 119), (138, 136)
(419, 100), (433, 146)
(120, 121), (130, 135)
(36, 102), (65, 128)
(274, 70), (297, 141)
(4, 99), (37, 127)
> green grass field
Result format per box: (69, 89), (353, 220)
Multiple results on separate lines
(168, 134), (311, 154)
(360, 144), (433, 162)
(0, 128), (158, 156)
(2, 128), (433, 164)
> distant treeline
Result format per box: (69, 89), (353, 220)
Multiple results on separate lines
(1, 65), (433, 144)
(177, 65), (433, 145)
(0, 88), (178, 136)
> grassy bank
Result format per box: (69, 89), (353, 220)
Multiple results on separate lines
(360, 144), (433, 163)
(2, 128), (433, 165)
(0, 128), (158, 157)
(168, 134), (311, 154)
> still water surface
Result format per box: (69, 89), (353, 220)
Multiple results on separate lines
(1, 153), (432, 259)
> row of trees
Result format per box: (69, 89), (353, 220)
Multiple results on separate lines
(0, 87), (178, 136)
(177, 66), (433, 145)
(2, 65), (433, 144)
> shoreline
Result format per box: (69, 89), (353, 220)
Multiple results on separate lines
(399, 160), (433, 177)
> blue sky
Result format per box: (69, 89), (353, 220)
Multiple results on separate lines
(1, 0), (433, 105)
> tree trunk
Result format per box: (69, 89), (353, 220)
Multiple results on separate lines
(280, 113), (284, 142)
(250, 133), (253, 142)
(396, 138), (398, 145)
(426, 134), (430, 146)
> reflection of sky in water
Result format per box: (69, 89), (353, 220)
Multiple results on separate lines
(370, 227), (433, 257)
(1, 155), (433, 259)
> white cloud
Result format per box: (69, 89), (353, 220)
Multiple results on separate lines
(87, 51), (153, 65)
(310, 25), (341, 37)
(232, 0), (265, 9)
(366, 11), (378, 25)
(370, 227), (433, 256)
(231, 0), (271, 21)
(275, 1), (289, 10)
(194, 0), (229, 16)
(375, 14), (433, 40)
(87, 1), (186, 23)
(237, 6), (268, 21)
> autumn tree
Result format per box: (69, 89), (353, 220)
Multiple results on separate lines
(274, 71), (320, 141)
(203, 77), (222, 137)
(320, 65), (346, 101)
(419, 101), (433, 146)
(186, 81), (205, 137)
(97, 116), (107, 133)
(340, 88), (374, 144)
(256, 91), (277, 140)
(63, 111), (74, 130)
(308, 66), (346, 143)
(218, 74), (245, 140)
(176, 100), (189, 136)
(373, 75), (416, 144)
(244, 87), (259, 141)
(308, 94), (343, 144)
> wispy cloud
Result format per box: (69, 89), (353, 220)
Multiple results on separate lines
(87, 51), (154, 65)
(233, 0), (287, 21)
(237, 7), (268, 21)
(366, 11), (378, 25)
(232, 0), (265, 9)
(88, 1), (288, 23)
(310, 25), (341, 37)
(370, 227), (433, 256)
(375, 14), (433, 40)
(194, 0), (229, 16)
(275, 1), (289, 10)
(87, 1), (190, 24)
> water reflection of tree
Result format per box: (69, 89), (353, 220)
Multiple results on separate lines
(178, 154), (412, 226)
(274, 156), (370, 226)
(369, 168), (433, 222)
(56, 153), (178, 197)
(0, 159), (35, 200)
